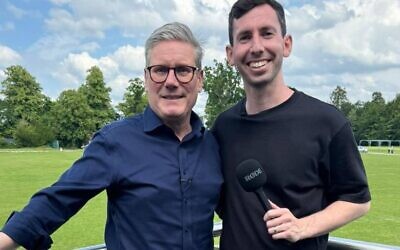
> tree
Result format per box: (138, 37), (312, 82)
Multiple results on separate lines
(203, 60), (244, 128)
(117, 78), (147, 117)
(352, 92), (386, 140)
(52, 90), (95, 148)
(384, 94), (400, 140)
(79, 66), (116, 131)
(14, 119), (54, 147)
(371, 91), (385, 105)
(330, 85), (353, 116)
(0, 98), (7, 137)
(0, 65), (49, 137)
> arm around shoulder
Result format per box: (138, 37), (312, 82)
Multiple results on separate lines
(0, 232), (19, 250)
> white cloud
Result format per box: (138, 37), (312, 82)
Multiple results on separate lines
(203, 36), (228, 66)
(0, 45), (21, 67)
(109, 74), (133, 106)
(193, 91), (207, 117)
(110, 45), (145, 72)
(52, 45), (145, 103)
(28, 35), (99, 62)
(6, 0), (400, 108)
(54, 52), (98, 87)
(282, 0), (400, 104)
(0, 70), (6, 82)
(6, 3), (27, 19)
(45, 8), (107, 39)
(49, 0), (72, 5)
(287, 0), (400, 76)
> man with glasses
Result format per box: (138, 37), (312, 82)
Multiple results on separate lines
(0, 22), (222, 250)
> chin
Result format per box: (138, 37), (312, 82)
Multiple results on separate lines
(161, 109), (187, 120)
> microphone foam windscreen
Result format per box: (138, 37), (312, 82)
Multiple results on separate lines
(236, 159), (267, 192)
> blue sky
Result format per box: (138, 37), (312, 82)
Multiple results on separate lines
(1, 0), (400, 114)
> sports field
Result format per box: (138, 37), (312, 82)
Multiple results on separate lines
(0, 147), (399, 249)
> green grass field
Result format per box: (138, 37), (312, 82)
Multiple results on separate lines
(0, 147), (399, 249)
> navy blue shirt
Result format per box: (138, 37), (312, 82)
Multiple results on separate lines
(2, 107), (223, 250)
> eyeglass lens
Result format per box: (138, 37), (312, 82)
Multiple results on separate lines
(149, 65), (196, 83)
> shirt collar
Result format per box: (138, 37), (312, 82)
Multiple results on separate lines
(143, 106), (205, 136)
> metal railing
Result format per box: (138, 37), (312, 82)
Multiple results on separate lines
(77, 222), (400, 250)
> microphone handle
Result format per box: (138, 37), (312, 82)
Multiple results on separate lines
(255, 188), (272, 211)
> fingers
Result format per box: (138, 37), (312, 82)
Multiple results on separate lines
(269, 200), (279, 209)
(268, 222), (288, 235)
(263, 206), (289, 222)
(262, 201), (299, 241)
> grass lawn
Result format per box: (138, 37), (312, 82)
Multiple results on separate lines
(331, 149), (400, 245)
(0, 147), (399, 249)
(0, 149), (107, 249)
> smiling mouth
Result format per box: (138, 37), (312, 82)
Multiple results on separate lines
(163, 95), (183, 100)
(248, 60), (268, 68)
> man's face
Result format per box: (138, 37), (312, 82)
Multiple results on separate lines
(226, 4), (292, 88)
(145, 40), (203, 124)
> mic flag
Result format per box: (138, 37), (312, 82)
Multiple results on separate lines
(236, 159), (272, 211)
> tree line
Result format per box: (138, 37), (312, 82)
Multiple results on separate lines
(0, 65), (147, 148)
(1, 62), (399, 148)
(330, 86), (400, 143)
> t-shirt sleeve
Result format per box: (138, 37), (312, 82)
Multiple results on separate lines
(326, 122), (371, 204)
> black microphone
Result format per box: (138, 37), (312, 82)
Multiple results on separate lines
(236, 159), (272, 211)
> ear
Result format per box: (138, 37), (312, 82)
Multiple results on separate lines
(144, 69), (149, 92)
(196, 70), (204, 92)
(226, 45), (234, 66)
(283, 34), (293, 58)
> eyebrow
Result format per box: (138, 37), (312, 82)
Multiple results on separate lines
(235, 25), (277, 37)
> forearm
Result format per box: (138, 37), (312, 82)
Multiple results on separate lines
(0, 232), (19, 250)
(299, 200), (370, 240)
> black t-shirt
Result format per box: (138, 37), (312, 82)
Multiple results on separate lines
(212, 90), (371, 250)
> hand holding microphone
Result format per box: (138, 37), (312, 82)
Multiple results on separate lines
(236, 159), (302, 243)
(236, 159), (272, 211)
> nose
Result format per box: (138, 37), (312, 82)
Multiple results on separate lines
(250, 35), (264, 55)
(164, 68), (179, 88)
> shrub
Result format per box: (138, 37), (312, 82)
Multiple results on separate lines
(13, 120), (55, 147)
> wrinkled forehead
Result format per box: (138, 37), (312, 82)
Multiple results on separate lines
(148, 40), (196, 66)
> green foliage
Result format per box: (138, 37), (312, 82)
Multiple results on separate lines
(0, 98), (7, 137)
(117, 78), (147, 117)
(385, 94), (400, 140)
(52, 89), (95, 148)
(203, 60), (244, 128)
(330, 87), (400, 142)
(14, 119), (54, 147)
(330, 85), (353, 116)
(0, 138), (16, 148)
(79, 66), (116, 130)
(0, 65), (49, 137)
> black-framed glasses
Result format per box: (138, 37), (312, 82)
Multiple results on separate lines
(146, 65), (199, 84)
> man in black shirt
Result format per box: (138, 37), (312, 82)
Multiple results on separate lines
(212, 1), (371, 249)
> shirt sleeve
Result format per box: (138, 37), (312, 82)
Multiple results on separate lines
(326, 122), (371, 204)
(1, 132), (115, 250)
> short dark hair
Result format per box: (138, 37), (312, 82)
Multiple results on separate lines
(228, 0), (286, 45)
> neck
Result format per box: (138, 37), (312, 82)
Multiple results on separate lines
(244, 80), (293, 115)
(164, 117), (192, 141)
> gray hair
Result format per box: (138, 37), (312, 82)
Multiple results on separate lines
(145, 22), (203, 68)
